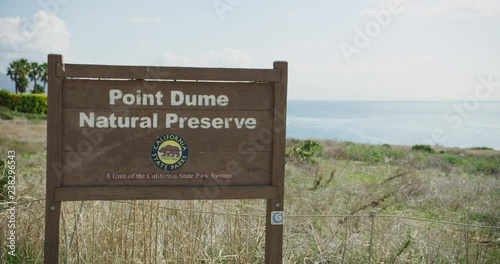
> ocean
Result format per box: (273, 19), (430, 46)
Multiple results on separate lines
(286, 101), (500, 150)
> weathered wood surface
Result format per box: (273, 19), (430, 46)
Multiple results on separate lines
(55, 186), (277, 201)
(265, 61), (288, 264)
(45, 54), (63, 264)
(60, 150), (272, 186)
(63, 80), (274, 109)
(63, 110), (273, 151)
(58, 63), (281, 82)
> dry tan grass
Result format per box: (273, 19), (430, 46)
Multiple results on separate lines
(0, 118), (46, 143)
(1, 118), (499, 263)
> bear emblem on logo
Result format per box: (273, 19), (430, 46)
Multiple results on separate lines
(150, 134), (189, 171)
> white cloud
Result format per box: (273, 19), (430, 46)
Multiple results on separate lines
(158, 48), (255, 67)
(128, 16), (164, 24)
(0, 11), (70, 72)
(362, 0), (500, 18)
(287, 10), (299, 17)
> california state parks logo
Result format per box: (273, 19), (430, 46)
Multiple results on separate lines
(151, 134), (189, 171)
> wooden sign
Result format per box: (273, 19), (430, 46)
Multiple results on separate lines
(45, 54), (287, 263)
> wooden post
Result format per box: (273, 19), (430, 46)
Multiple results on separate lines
(45, 54), (63, 264)
(265, 61), (287, 264)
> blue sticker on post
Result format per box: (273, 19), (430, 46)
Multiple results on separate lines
(271, 211), (284, 225)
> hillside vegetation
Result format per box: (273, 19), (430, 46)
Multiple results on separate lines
(0, 116), (499, 263)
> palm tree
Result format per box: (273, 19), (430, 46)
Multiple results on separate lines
(18, 76), (29, 94)
(6, 59), (31, 94)
(6, 62), (19, 94)
(28, 62), (41, 93)
(40, 63), (48, 92)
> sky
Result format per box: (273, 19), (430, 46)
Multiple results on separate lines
(0, 0), (499, 101)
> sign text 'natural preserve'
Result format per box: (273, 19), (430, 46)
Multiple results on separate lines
(79, 89), (257, 129)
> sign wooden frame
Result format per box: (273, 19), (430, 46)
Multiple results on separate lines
(45, 54), (287, 263)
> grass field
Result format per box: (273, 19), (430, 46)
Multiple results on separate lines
(0, 115), (499, 263)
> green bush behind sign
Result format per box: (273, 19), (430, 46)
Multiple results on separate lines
(0, 90), (47, 114)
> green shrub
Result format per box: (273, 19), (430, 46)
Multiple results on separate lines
(344, 144), (406, 163)
(0, 90), (11, 106)
(469, 146), (494, 151)
(288, 140), (323, 164)
(411, 144), (435, 153)
(0, 90), (47, 114)
(467, 156), (500, 175)
(0, 106), (14, 120)
(346, 145), (384, 162)
(32, 83), (45, 94)
(18, 93), (47, 114)
(442, 154), (500, 176)
(444, 156), (460, 165)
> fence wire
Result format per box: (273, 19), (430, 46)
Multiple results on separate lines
(1, 198), (499, 263)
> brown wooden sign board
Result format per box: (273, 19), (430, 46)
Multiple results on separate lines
(45, 54), (287, 263)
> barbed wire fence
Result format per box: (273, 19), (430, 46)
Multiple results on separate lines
(1, 198), (499, 263)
